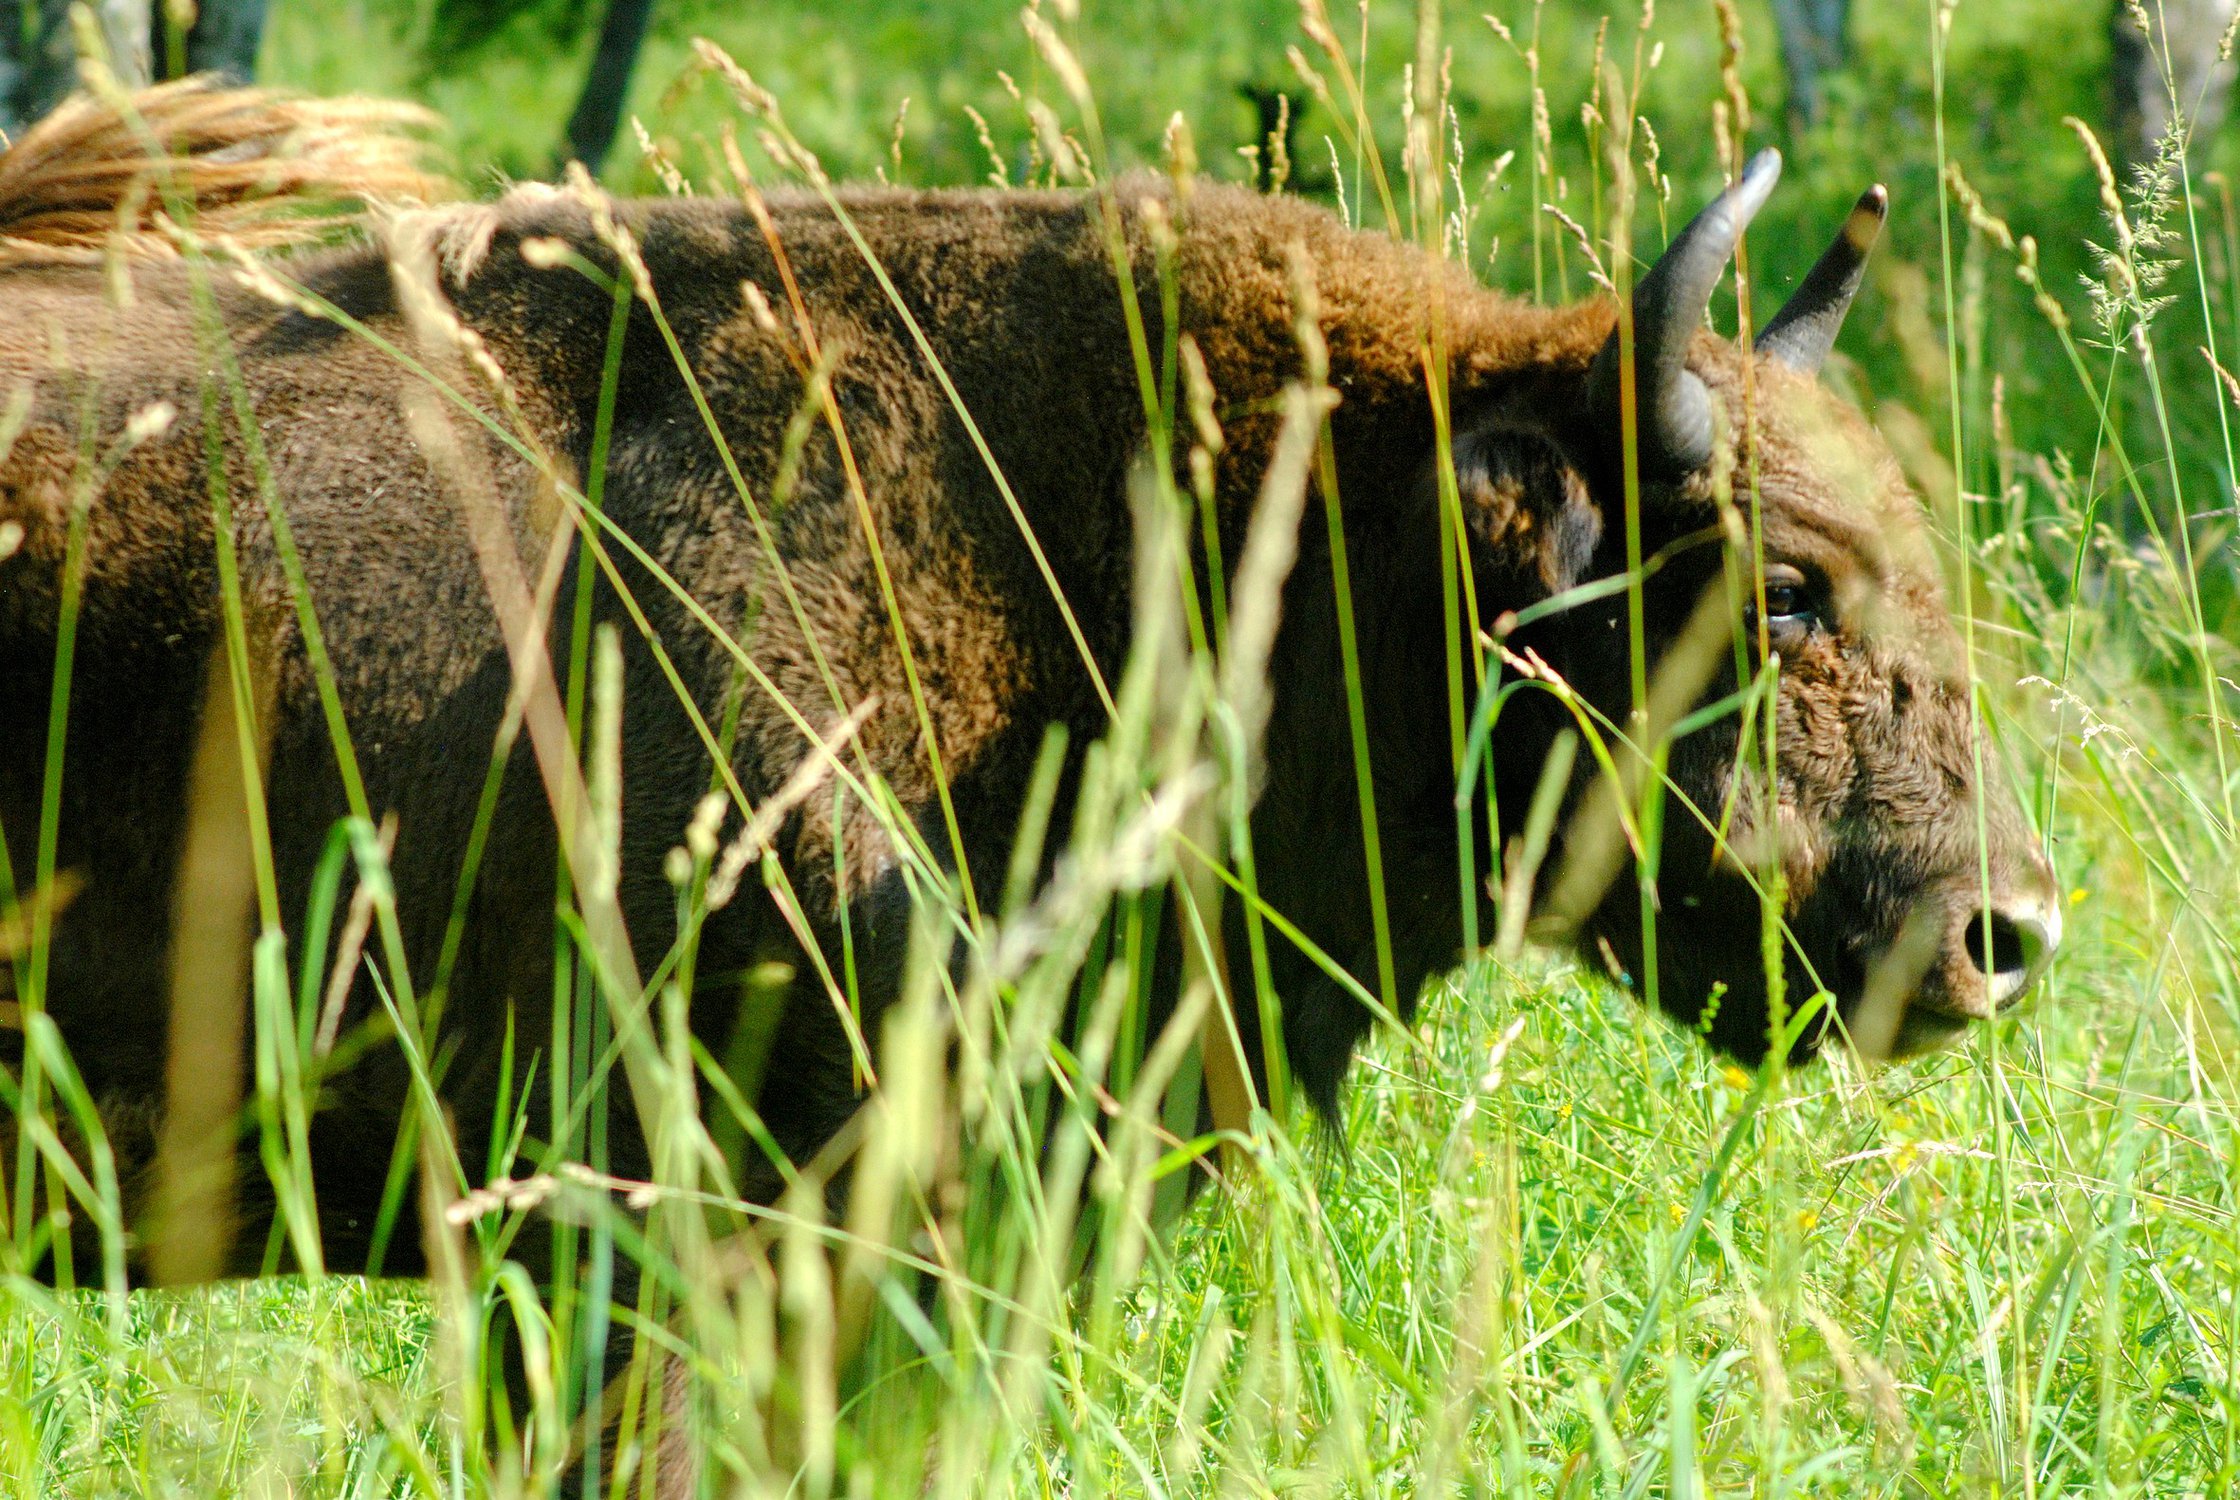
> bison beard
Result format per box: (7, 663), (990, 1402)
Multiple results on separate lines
(0, 90), (2055, 1336)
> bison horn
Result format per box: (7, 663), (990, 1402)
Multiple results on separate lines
(1756, 185), (1889, 374)
(1591, 147), (1783, 479)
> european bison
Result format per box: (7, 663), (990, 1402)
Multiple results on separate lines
(0, 84), (2056, 1290)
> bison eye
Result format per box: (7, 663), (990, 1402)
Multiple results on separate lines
(1761, 581), (1810, 621)
(1747, 567), (1820, 645)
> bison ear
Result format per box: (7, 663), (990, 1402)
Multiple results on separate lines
(1453, 426), (1604, 596)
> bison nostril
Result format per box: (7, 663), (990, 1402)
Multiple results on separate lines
(1961, 903), (2058, 1006)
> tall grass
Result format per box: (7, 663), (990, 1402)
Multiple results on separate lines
(6, 0), (2240, 1496)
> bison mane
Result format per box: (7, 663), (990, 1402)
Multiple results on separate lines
(0, 76), (443, 265)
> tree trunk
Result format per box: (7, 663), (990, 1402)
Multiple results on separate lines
(561, 0), (655, 177)
(1769, 0), (1852, 128)
(170, 0), (270, 85)
(1239, 85), (1301, 193)
(2111, 0), (2238, 172)
(1, 0), (152, 137)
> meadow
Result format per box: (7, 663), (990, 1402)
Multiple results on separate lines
(5, 0), (2240, 1495)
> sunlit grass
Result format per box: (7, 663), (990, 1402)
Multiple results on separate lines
(11, 904), (2219, 1496)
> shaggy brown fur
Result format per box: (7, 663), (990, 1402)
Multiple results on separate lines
(0, 91), (2053, 1300)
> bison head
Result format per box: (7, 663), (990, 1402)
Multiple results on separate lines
(1459, 150), (2059, 1064)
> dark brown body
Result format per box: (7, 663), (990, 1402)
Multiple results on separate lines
(0, 163), (2055, 1279)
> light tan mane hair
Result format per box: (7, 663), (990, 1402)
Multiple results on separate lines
(0, 76), (445, 264)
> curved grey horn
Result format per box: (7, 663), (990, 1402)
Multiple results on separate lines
(1757, 185), (1888, 373)
(1591, 147), (1784, 478)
